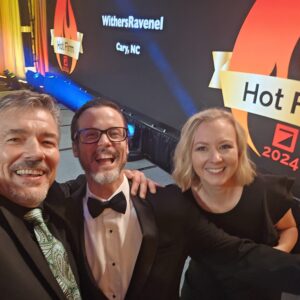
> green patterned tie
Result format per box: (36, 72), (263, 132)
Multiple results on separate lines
(24, 208), (81, 300)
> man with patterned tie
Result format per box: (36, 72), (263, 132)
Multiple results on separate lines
(64, 97), (300, 300)
(0, 90), (81, 300)
(0, 91), (152, 300)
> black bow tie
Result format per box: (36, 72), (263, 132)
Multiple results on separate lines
(87, 192), (127, 218)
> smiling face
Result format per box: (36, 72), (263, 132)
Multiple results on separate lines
(0, 108), (60, 207)
(191, 118), (239, 190)
(72, 106), (128, 193)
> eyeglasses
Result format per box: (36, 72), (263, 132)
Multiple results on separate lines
(75, 127), (128, 144)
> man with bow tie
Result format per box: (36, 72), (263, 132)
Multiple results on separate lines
(65, 99), (143, 300)
(63, 97), (300, 300)
(0, 90), (154, 300)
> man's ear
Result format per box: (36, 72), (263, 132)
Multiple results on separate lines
(72, 142), (79, 157)
(126, 140), (129, 155)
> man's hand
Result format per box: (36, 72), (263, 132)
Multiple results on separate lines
(124, 169), (159, 199)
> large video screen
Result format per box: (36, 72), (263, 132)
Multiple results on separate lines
(47, 0), (300, 195)
(47, 0), (256, 129)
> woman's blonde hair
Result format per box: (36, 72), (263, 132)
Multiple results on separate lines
(172, 108), (256, 191)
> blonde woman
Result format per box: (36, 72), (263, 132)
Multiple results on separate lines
(173, 108), (298, 300)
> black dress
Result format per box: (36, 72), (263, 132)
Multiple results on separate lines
(181, 174), (296, 300)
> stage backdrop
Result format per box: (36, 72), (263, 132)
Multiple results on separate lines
(47, 0), (300, 196)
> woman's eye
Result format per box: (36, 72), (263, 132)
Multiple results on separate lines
(220, 144), (232, 150)
(195, 146), (207, 152)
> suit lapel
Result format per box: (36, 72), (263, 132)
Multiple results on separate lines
(66, 182), (108, 299)
(66, 184), (91, 275)
(126, 195), (158, 299)
(0, 205), (66, 300)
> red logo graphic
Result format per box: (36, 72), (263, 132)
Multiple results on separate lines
(272, 123), (299, 153)
(53, 0), (80, 74)
(229, 0), (300, 155)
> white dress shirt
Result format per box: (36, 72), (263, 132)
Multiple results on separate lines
(83, 176), (142, 300)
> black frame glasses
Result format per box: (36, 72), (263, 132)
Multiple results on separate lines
(75, 127), (128, 144)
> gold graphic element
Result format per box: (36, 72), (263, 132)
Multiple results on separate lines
(220, 71), (300, 127)
(209, 51), (232, 89)
(50, 30), (83, 60)
(209, 52), (300, 156)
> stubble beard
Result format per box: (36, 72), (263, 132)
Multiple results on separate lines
(91, 168), (121, 185)
(5, 160), (52, 207)
(81, 149), (127, 186)
(7, 183), (49, 208)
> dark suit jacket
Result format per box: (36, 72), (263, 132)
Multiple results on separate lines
(0, 186), (80, 300)
(58, 176), (300, 300)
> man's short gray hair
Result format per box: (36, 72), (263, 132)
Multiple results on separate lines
(0, 90), (60, 127)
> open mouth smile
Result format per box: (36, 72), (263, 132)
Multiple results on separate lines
(15, 169), (45, 177)
(205, 167), (225, 174)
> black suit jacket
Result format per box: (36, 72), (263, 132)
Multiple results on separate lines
(0, 186), (80, 300)
(58, 176), (300, 300)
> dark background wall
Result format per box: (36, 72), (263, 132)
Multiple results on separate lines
(46, 0), (300, 196)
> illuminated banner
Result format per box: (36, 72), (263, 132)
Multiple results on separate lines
(210, 54), (300, 127)
(209, 0), (300, 166)
(50, 0), (83, 74)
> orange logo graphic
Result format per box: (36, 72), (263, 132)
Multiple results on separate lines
(272, 123), (299, 153)
(51, 0), (83, 74)
(229, 0), (300, 155)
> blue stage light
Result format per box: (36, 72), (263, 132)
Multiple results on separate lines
(26, 71), (94, 111)
(127, 123), (135, 138)
(25, 70), (44, 90)
(43, 72), (93, 111)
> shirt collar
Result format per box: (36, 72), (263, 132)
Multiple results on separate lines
(83, 175), (131, 220)
(85, 174), (130, 203)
